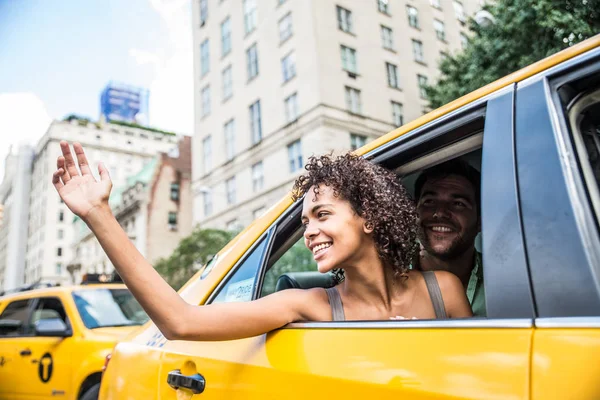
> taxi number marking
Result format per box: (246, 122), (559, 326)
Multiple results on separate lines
(38, 352), (53, 383)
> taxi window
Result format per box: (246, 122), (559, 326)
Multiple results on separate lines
(29, 297), (69, 335)
(211, 236), (269, 304)
(0, 299), (31, 336)
(72, 289), (149, 329)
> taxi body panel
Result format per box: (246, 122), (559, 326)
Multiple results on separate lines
(0, 284), (143, 400)
(100, 35), (600, 399)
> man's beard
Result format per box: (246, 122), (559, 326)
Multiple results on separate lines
(418, 221), (478, 261)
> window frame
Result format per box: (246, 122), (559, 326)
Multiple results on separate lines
(222, 65), (233, 100)
(246, 43), (259, 80)
(380, 25), (394, 50)
(340, 45), (358, 74)
(0, 298), (34, 337)
(281, 52), (297, 83)
(249, 100), (262, 144)
(220, 16), (232, 57)
(336, 5), (353, 34)
(200, 39), (210, 77)
(386, 62), (400, 89)
(406, 5), (419, 29)
(278, 12), (293, 43)
(284, 92), (299, 123)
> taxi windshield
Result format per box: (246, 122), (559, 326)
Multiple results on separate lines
(72, 288), (149, 329)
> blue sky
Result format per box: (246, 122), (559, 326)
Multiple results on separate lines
(0, 0), (193, 178)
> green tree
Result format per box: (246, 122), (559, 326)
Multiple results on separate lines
(154, 228), (233, 289)
(426, 0), (600, 109)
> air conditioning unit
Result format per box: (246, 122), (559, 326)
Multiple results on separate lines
(169, 224), (178, 231)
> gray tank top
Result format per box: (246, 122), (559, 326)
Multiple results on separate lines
(325, 271), (447, 321)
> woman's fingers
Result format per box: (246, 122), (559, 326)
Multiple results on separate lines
(98, 162), (111, 182)
(60, 141), (80, 178)
(73, 142), (93, 176)
(57, 156), (71, 183)
(52, 168), (65, 190)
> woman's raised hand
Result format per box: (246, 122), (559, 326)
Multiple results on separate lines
(52, 141), (113, 220)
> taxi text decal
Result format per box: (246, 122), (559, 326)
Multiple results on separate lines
(38, 352), (53, 383)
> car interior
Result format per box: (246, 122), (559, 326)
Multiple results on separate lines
(258, 131), (484, 318)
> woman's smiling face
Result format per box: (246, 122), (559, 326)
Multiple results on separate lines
(301, 185), (374, 273)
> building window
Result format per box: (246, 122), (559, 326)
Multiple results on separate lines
(381, 25), (394, 50)
(202, 135), (212, 173)
(168, 212), (178, 226)
(345, 86), (362, 114)
(336, 6), (353, 33)
(252, 161), (264, 192)
(341, 45), (357, 74)
(281, 52), (296, 82)
(386, 62), (400, 89)
(412, 39), (425, 63)
(222, 65), (233, 100)
(454, 0), (466, 23)
(224, 119), (235, 160)
(58, 210), (64, 222)
(199, 0), (208, 25)
(350, 133), (367, 151)
(285, 93), (299, 122)
(249, 100), (262, 144)
(279, 13), (293, 42)
(201, 85), (211, 117)
(57, 247), (62, 257)
(407, 6), (419, 29)
(57, 229), (64, 240)
(200, 39), (210, 77)
(203, 192), (212, 216)
(221, 17), (232, 56)
(417, 75), (429, 99)
(226, 177), (236, 205)
(460, 32), (469, 49)
(226, 219), (240, 232)
(377, 0), (389, 14)
(434, 19), (446, 41)
(243, 0), (257, 34)
(56, 263), (62, 275)
(170, 183), (180, 201)
(287, 140), (303, 173)
(431, 0), (441, 8)
(246, 43), (259, 80)
(392, 101), (404, 126)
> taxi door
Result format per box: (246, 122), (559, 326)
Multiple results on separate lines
(0, 298), (34, 400)
(514, 52), (600, 399)
(155, 89), (536, 398)
(20, 296), (73, 399)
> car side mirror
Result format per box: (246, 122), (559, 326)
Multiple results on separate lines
(34, 318), (72, 337)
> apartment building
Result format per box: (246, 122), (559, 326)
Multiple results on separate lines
(191, 0), (481, 229)
(24, 119), (178, 285)
(0, 145), (35, 291)
(68, 136), (193, 283)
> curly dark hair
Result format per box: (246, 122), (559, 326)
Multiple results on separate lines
(292, 153), (418, 276)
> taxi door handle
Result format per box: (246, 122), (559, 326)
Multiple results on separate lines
(19, 349), (31, 357)
(167, 370), (205, 394)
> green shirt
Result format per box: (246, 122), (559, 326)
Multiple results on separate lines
(467, 252), (486, 317)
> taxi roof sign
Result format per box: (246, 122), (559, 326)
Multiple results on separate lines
(81, 272), (124, 285)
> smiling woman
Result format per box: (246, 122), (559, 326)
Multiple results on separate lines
(52, 142), (471, 342)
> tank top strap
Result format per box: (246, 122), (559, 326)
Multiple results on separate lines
(325, 287), (346, 321)
(422, 271), (448, 319)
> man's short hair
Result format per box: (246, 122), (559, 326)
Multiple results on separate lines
(414, 159), (481, 213)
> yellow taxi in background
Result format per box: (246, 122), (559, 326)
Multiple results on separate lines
(0, 275), (148, 400)
(101, 35), (600, 399)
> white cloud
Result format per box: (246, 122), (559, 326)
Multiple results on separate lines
(0, 93), (52, 182)
(132, 0), (193, 136)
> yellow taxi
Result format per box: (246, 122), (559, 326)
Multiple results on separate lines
(0, 275), (148, 400)
(101, 35), (600, 399)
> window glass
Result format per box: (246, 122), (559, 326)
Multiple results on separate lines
(279, 13), (293, 42)
(222, 65), (233, 100)
(288, 140), (303, 172)
(249, 100), (262, 144)
(417, 74), (429, 98)
(345, 86), (362, 114)
(30, 297), (69, 335)
(203, 191), (213, 216)
(243, 0), (257, 34)
(381, 25), (394, 50)
(281, 52), (296, 82)
(224, 119), (235, 160)
(350, 133), (367, 150)
(221, 17), (231, 56)
(434, 19), (446, 41)
(568, 90), (600, 223)
(226, 176), (236, 205)
(412, 39), (424, 63)
(340, 45), (357, 74)
(377, 0), (389, 14)
(72, 289), (148, 328)
(407, 5), (419, 28)
(386, 62), (400, 88)
(392, 101), (404, 126)
(211, 236), (269, 303)
(336, 6), (353, 33)
(0, 299), (31, 336)
(246, 44), (259, 80)
(261, 238), (317, 297)
(285, 93), (299, 122)
(201, 85), (211, 117)
(202, 135), (212, 173)
(252, 161), (264, 192)
(200, 39), (210, 76)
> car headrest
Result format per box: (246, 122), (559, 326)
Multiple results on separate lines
(275, 271), (337, 292)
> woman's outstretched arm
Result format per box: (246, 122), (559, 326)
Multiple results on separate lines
(52, 141), (318, 341)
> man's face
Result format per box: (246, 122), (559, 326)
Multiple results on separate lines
(417, 174), (479, 260)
